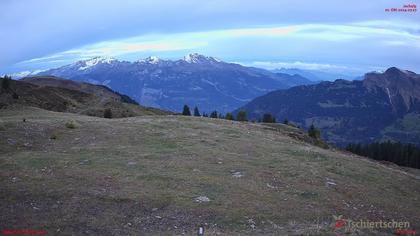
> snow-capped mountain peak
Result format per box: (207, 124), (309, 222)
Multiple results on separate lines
(34, 53), (312, 114)
(78, 56), (116, 71)
(138, 56), (162, 64)
(183, 53), (221, 64)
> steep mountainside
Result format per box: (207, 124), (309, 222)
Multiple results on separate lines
(237, 67), (420, 146)
(0, 76), (170, 117)
(37, 54), (312, 113)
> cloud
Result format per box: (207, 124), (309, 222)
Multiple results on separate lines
(2, 0), (419, 75)
(17, 37), (208, 66)
(244, 61), (349, 71)
(223, 26), (298, 37)
(11, 20), (419, 72)
(63, 40), (208, 58)
(1, 0), (418, 68)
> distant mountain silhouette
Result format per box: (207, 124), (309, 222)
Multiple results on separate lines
(236, 67), (420, 146)
(271, 68), (358, 81)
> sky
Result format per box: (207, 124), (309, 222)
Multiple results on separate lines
(1, 0), (419, 76)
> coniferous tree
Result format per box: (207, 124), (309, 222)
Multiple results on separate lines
(182, 105), (191, 116)
(262, 113), (274, 123)
(1, 75), (11, 90)
(193, 106), (200, 117)
(210, 110), (218, 118)
(225, 113), (234, 120)
(236, 110), (247, 122)
(345, 141), (420, 169)
(283, 118), (289, 125)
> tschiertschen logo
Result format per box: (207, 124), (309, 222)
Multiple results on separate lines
(332, 215), (416, 235)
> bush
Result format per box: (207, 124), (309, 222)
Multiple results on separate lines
(0, 120), (5, 131)
(308, 124), (321, 139)
(262, 113), (274, 123)
(236, 110), (247, 122)
(225, 113), (234, 120)
(104, 108), (112, 119)
(65, 121), (77, 129)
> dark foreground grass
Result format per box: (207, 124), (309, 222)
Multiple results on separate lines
(1, 106), (419, 235)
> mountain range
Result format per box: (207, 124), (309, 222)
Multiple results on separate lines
(8, 55), (420, 146)
(272, 68), (359, 81)
(36, 54), (312, 113)
(237, 67), (420, 146)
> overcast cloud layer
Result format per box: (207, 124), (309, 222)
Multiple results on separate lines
(1, 0), (419, 74)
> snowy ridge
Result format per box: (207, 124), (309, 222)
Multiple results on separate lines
(183, 53), (220, 64)
(10, 69), (47, 79)
(78, 57), (116, 71)
(138, 56), (162, 64)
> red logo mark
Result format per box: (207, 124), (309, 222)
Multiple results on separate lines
(395, 229), (417, 235)
(335, 218), (345, 229)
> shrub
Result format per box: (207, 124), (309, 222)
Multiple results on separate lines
(104, 108), (112, 119)
(225, 113), (234, 120)
(0, 120), (5, 131)
(65, 121), (77, 129)
(236, 110), (247, 122)
(308, 124), (321, 139)
(262, 113), (274, 123)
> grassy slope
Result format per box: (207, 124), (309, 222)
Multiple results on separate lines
(0, 79), (171, 118)
(0, 107), (419, 235)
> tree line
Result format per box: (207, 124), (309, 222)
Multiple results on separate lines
(346, 141), (420, 169)
(182, 104), (289, 123)
(181, 104), (322, 140)
(182, 104), (280, 122)
(182, 105), (247, 121)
